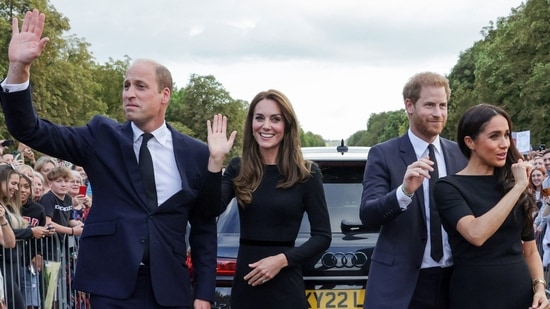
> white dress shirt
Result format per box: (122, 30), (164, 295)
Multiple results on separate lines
(132, 123), (181, 206)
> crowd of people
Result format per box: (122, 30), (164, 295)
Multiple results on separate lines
(529, 150), (550, 269)
(0, 141), (91, 309)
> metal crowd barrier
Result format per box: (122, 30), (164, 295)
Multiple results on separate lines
(0, 234), (89, 309)
(534, 228), (550, 298)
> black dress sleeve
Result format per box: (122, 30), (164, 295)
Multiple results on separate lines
(434, 177), (474, 230)
(284, 163), (332, 266)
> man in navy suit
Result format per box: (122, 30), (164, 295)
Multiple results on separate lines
(360, 72), (467, 308)
(0, 10), (236, 309)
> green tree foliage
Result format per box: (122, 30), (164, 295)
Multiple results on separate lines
(445, 43), (484, 140)
(349, 110), (407, 146)
(447, 0), (550, 147)
(166, 86), (194, 135)
(300, 129), (325, 147)
(92, 57), (131, 122)
(347, 130), (368, 146)
(181, 74), (247, 160)
(0, 0), (104, 138)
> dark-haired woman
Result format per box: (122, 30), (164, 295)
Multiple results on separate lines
(434, 103), (549, 308)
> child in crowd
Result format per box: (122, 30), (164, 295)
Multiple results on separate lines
(39, 166), (84, 308)
(40, 166), (84, 240)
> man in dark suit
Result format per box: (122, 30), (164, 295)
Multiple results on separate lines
(360, 72), (467, 308)
(0, 9), (236, 309)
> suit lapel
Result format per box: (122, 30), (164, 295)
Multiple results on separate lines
(168, 125), (188, 193)
(440, 139), (463, 175)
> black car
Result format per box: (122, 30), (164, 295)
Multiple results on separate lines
(212, 146), (378, 309)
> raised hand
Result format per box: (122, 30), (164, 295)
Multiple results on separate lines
(7, 9), (50, 83)
(512, 159), (533, 190)
(401, 156), (434, 196)
(206, 114), (237, 172)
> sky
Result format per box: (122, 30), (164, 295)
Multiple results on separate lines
(48, 0), (525, 141)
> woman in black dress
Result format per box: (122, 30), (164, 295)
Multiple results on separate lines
(215, 89), (332, 309)
(433, 104), (549, 308)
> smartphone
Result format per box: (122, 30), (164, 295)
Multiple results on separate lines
(78, 185), (87, 195)
(1, 140), (14, 147)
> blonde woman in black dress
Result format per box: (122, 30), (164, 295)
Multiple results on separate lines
(434, 104), (549, 308)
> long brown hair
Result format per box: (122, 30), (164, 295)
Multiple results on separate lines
(457, 103), (535, 237)
(0, 165), (27, 228)
(234, 89), (312, 206)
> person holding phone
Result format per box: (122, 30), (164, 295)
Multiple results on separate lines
(71, 164), (92, 197)
(68, 170), (90, 222)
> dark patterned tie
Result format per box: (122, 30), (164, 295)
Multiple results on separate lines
(139, 133), (157, 208)
(428, 144), (443, 261)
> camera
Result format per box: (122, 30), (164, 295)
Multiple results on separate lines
(539, 144), (546, 151)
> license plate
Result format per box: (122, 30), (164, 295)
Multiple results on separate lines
(306, 289), (365, 309)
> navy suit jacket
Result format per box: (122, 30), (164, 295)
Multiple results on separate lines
(0, 87), (223, 306)
(359, 134), (467, 309)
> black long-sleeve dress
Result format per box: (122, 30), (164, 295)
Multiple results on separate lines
(434, 175), (533, 308)
(222, 158), (331, 309)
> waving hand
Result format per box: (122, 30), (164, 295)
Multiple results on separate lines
(7, 9), (50, 83)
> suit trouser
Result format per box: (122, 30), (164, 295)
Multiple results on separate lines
(89, 265), (190, 309)
(409, 266), (452, 309)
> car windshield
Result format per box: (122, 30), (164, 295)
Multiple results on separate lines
(300, 161), (364, 233)
(218, 160), (365, 234)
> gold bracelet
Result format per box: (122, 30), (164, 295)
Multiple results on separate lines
(532, 278), (547, 292)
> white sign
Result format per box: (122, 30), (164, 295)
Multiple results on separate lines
(512, 130), (530, 153)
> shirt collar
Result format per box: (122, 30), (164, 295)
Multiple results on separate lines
(407, 129), (442, 158)
(131, 122), (170, 146)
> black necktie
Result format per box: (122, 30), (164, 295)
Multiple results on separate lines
(139, 133), (157, 208)
(428, 144), (443, 261)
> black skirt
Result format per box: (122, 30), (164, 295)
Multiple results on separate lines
(231, 242), (306, 309)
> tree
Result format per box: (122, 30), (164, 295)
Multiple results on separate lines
(92, 57), (132, 122)
(445, 42), (485, 141)
(0, 0), (104, 138)
(447, 0), (550, 147)
(349, 110), (408, 146)
(347, 130), (368, 146)
(181, 74), (247, 161)
(166, 86), (194, 135)
(300, 129), (325, 147)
